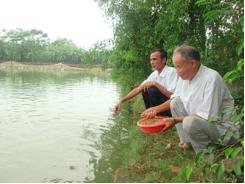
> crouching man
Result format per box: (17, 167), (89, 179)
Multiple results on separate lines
(114, 48), (178, 117)
(141, 45), (239, 153)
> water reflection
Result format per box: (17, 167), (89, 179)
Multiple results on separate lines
(92, 108), (140, 182)
(0, 70), (119, 182)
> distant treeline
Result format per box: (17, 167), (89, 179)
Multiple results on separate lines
(0, 28), (113, 66)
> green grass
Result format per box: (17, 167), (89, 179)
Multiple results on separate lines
(111, 98), (243, 183)
(112, 99), (196, 182)
(96, 83), (243, 182)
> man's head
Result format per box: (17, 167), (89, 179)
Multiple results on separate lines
(172, 45), (201, 80)
(150, 48), (167, 73)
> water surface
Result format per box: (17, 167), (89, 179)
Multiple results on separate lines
(0, 71), (119, 182)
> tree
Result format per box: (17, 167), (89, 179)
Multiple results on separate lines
(45, 38), (82, 64)
(96, 0), (243, 78)
(0, 28), (49, 62)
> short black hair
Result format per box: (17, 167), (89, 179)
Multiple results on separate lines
(151, 48), (167, 60)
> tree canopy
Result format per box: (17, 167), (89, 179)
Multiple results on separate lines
(96, 0), (243, 79)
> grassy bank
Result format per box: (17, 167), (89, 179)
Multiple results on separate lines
(112, 95), (243, 183)
(112, 96), (195, 182)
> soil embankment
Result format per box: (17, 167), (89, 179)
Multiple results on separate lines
(0, 61), (111, 75)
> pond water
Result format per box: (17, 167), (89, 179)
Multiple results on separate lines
(0, 70), (130, 182)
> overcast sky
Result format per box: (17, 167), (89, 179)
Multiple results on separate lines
(0, 0), (113, 48)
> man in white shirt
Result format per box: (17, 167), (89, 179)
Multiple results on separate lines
(114, 49), (179, 117)
(141, 45), (239, 153)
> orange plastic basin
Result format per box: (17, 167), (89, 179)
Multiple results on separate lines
(137, 116), (170, 134)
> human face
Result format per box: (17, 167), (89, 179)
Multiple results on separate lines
(172, 53), (196, 80)
(150, 51), (166, 73)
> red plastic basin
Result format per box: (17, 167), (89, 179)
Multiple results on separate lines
(137, 116), (170, 134)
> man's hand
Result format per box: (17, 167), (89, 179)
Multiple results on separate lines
(114, 102), (122, 113)
(141, 107), (157, 119)
(161, 117), (177, 132)
(139, 81), (156, 92)
(162, 117), (176, 127)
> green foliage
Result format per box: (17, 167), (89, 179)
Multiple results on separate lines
(225, 147), (242, 159)
(234, 158), (244, 176)
(193, 143), (244, 182)
(172, 165), (193, 182)
(96, 0), (243, 85)
(196, 0), (243, 75)
(223, 41), (244, 107)
(215, 162), (225, 182)
(192, 97), (243, 182)
(82, 40), (113, 67)
(0, 28), (49, 62)
(45, 38), (83, 64)
(231, 107), (244, 132)
(191, 99), (243, 182)
(224, 59), (244, 84)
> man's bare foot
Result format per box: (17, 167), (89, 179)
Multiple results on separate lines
(178, 142), (192, 150)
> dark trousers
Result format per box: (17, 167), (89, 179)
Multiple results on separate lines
(142, 86), (172, 117)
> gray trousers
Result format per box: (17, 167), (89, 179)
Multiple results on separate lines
(170, 97), (238, 153)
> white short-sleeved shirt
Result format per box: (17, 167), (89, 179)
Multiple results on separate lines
(143, 65), (179, 93)
(171, 65), (234, 121)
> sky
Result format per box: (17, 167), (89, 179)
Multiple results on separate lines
(0, 0), (113, 48)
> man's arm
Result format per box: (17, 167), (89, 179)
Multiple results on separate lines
(140, 81), (172, 98)
(153, 81), (172, 98)
(141, 99), (171, 118)
(114, 86), (143, 113)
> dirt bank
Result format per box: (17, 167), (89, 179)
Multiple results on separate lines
(0, 61), (111, 74)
